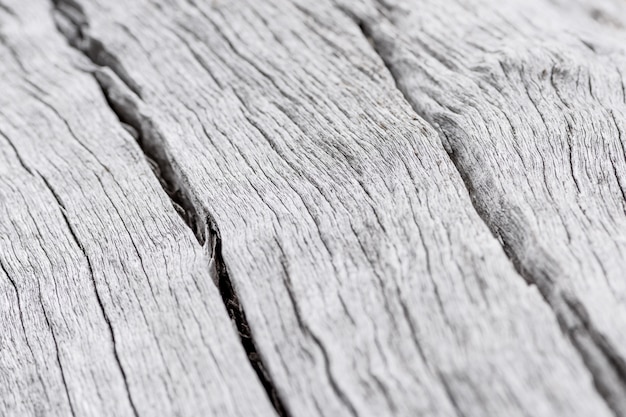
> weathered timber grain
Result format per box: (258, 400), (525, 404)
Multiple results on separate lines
(53, 0), (615, 415)
(0, 1), (277, 416)
(351, 0), (626, 414)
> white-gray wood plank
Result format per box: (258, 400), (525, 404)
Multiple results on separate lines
(0, 1), (277, 416)
(53, 0), (615, 415)
(352, 0), (626, 413)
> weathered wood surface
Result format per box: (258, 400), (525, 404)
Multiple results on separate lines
(0, 1), (277, 416)
(353, 0), (626, 413)
(4, 0), (626, 415)
(43, 0), (622, 416)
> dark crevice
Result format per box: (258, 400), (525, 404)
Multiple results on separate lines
(94, 69), (290, 417)
(95, 69), (208, 244)
(441, 120), (626, 416)
(352, 11), (626, 417)
(96, 73), (291, 416)
(51, 0), (143, 98)
(211, 233), (290, 417)
(50, 2), (290, 416)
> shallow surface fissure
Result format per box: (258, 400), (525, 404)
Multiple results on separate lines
(352, 12), (626, 417)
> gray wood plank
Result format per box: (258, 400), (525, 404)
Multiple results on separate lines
(0, 1), (277, 416)
(351, 0), (626, 414)
(55, 0), (615, 415)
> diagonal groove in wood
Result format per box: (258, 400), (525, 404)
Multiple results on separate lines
(0, 259), (51, 405)
(2, 119), (138, 415)
(49, 1), (290, 415)
(38, 173), (141, 417)
(350, 10), (626, 417)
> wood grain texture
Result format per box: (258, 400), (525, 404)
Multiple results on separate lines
(56, 0), (614, 415)
(352, 0), (626, 413)
(0, 1), (277, 416)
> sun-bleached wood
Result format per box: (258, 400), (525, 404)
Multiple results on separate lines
(351, 0), (626, 414)
(0, 1), (277, 416)
(52, 0), (615, 415)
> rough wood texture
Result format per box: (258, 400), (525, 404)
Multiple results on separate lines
(0, 1), (277, 416)
(48, 0), (616, 415)
(353, 0), (626, 413)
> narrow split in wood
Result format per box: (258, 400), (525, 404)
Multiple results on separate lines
(44, 0), (617, 415)
(51, 2), (291, 414)
(0, 0), (278, 415)
(348, 0), (626, 414)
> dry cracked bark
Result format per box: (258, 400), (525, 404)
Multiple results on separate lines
(348, 0), (626, 414)
(41, 0), (623, 415)
(0, 1), (276, 416)
(3, 0), (626, 416)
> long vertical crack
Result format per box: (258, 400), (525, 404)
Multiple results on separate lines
(50, 2), (290, 416)
(351, 11), (626, 417)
